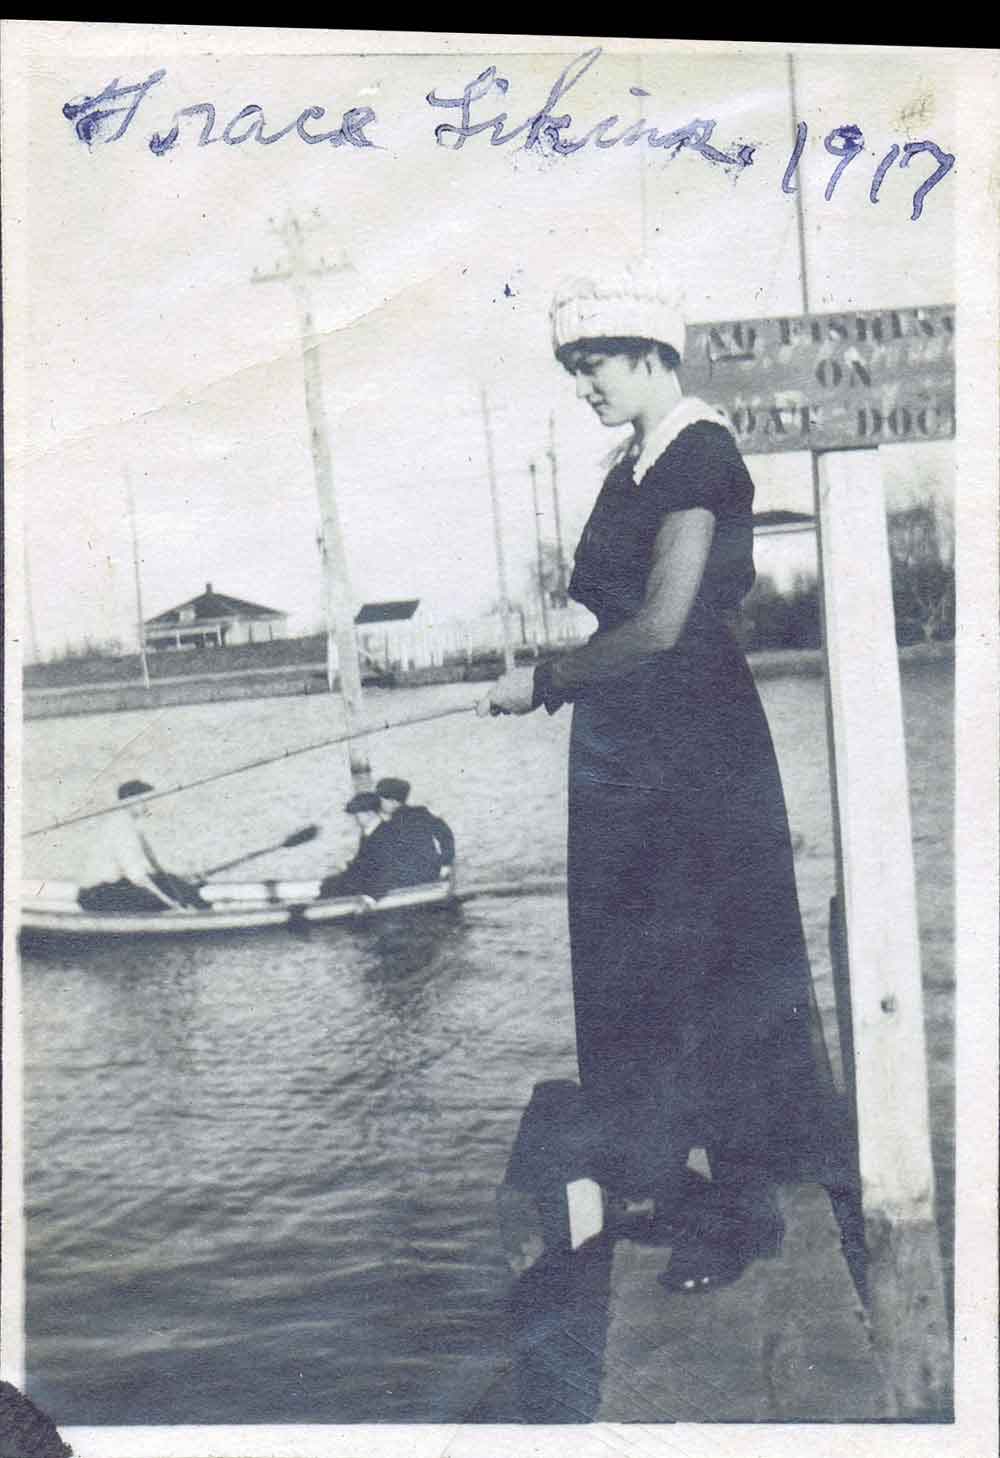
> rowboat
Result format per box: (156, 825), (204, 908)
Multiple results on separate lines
(18, 876), (457, 944)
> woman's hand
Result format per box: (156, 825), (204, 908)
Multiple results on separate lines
(476, 666), (538, 717)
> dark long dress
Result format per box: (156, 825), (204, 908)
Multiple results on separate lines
(565, 420), (830, 1199)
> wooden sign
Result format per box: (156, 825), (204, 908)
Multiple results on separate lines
(683, 305), (954, 455)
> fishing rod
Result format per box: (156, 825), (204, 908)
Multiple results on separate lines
(25, 700), (481, 839)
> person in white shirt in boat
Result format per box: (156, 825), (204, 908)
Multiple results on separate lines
(77, 780), (208, 914)
(374, 777), (455, 882)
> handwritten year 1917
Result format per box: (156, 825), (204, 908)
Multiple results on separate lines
(61, 48), (955, 221)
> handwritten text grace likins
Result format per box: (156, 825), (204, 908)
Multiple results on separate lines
(62, 49), (954, 221)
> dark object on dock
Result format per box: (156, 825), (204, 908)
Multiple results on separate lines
(496, 1080), (605, 1272)
(484, 1079), (615, 1424)
(503, 1242), (613, 1424)
(495, 1081), (899, 1421)
(0, 1382), (73, 1458)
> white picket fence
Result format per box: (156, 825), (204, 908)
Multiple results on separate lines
(356, 604), (595, 672)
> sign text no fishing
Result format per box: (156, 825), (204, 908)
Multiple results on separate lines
(683, 305), (954, 455)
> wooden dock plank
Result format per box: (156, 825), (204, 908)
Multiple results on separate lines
(598, 1183), (894, 1423)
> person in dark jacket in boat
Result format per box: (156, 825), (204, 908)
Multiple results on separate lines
(478, 262), (844, 1294)
(319, 792), (394, 899)
(375, 777), (456, 881)
(78, 780), (208, 913)
(319, 789), (447, 900)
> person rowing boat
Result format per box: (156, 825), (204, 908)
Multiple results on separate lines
(77, 780), (208, 913)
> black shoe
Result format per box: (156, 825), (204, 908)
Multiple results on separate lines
(657, 1235), (751, 1293)
(657, 1209), (784, 1295)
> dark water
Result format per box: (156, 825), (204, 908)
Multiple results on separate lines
(19, 662), (953, 1424)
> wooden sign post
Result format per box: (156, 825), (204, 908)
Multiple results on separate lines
(816, 447), (951, 1412)
(684, 304), (955, 1414)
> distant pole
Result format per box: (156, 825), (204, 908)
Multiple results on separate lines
(786, 52), (852, 1106)
(787, 55), (811, 318)
(529, 461), (550, 647)
(22, 540), (40, 665)
(124, 470), (151, 692)
(480, 387), (515, 673)
(252, 212), (370, 787)
(547, 414), (568, 607)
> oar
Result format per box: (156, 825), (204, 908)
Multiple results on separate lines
(198, 824), (320, 880)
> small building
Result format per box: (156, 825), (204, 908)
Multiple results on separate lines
(752, 510), (817, 594)
(354, 600), (423, 672)
(145, 583), (288, 651)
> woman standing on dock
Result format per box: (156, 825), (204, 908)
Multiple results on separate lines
(481, 263), (835, 1292)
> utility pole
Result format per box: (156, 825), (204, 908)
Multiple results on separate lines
(529, 461), (550, 648)
(547, 414), (568, 607)
(252, 211), (370, 787)
(124, 470), (151, 692)
(480, 387), (515, 673)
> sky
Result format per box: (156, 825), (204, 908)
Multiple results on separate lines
(6, 30), (960, 656)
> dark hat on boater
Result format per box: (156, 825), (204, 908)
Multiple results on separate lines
(375, 777), (410, 803)
(118, 779), (154, 800)
(345, 791), (383, 814)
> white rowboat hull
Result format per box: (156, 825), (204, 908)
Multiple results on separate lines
(19, 878), (456, 941)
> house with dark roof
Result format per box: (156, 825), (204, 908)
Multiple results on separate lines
(354, 600), (425, 672)
(145, 583), (288, 651)
(354, 600), (421, 627)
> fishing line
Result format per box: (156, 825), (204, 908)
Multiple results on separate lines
(25, 701), (481, 839)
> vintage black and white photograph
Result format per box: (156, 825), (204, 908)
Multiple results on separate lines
(2, 24), (997, 1458)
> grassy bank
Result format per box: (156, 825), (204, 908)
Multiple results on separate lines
(22, 641), (953, 721)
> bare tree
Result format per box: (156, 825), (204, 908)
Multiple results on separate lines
(887, 493), (955, 644)
(524, 541), (565, 608)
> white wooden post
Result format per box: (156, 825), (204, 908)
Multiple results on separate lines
(816, 448), (951, 1414)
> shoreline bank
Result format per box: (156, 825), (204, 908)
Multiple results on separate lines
(22, 641), (954, 721)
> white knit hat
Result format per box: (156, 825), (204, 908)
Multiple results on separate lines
(551, 260), (686, 357)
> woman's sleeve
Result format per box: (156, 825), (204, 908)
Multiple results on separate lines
(641, 422), (747, 520)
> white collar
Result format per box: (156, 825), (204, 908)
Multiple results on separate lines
(632, 396), (733, 485)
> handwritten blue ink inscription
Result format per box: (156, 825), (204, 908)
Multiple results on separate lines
(62, 70), (378, 154)
(60, 49), (955, 220)
(426, 49), (755, 170)
(781, 119), (953, 222)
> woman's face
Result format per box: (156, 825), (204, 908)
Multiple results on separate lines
(568, 350), (650, 426)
